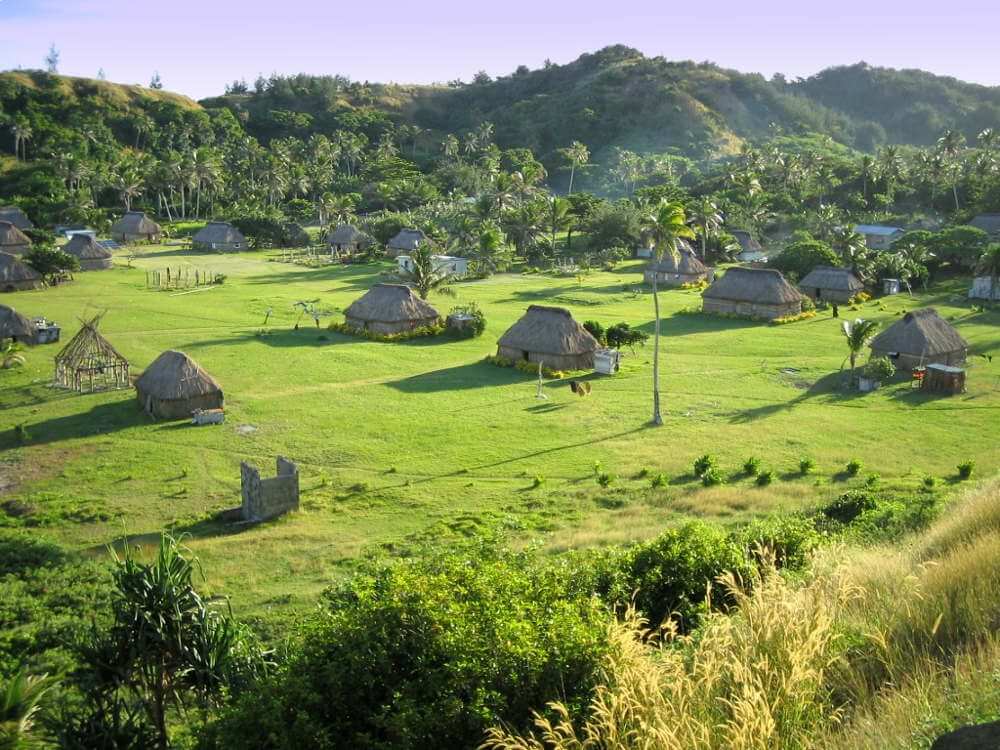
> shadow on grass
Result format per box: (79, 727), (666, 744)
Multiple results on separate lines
(241, 262), (388, 290)
(185, 326), (463, 352)
(1, 396), (142, 449)
(727, 370), (865, 423)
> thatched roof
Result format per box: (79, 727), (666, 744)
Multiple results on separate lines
(0, 206), (32, 230)
(969, 213), (1000, 235)
(55, 316), (128, 370)
(327, 224), (368, 245)
(497, 305), (599, 356)
(869, 308), (968, 356)
(648, 245), (708, 274)
(387, 228), (428, 251)
(135, 350), (222, 401)
(111, 211), (161, 236)
(0, 252), (41, 284)
(799, 266), (864, 293)
(344, 283), (440, 323)
(0, 221), (31, 251)
(0, 304), (33, 339)
(702, 267), (802, 304)
(731, 230), (762, 254)
(192, 221), (246, 245)
(64, 234), (112, 261)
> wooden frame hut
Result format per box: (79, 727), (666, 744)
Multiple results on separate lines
(111, 211), (162, 244)
(798, 266), (864, 303)
(497, 305), (599, 371)
(643, 244), (710, 287)
(327, 224), (371, 256)
(0, 252), (42, 292)
(0, 221), (31, 255)
(54, 317), (130, 392)
(192, 221), (246, 252)
(0, 206), (33, 230)
(0, 304), (33, 345)
(869, 308), (968, 371)
(343, 283), (440, 335)
(63, 234), (113, 270)
(134, 350), (223, 419)
(702, 267), (803, 320)
(387, 228), (429, 258)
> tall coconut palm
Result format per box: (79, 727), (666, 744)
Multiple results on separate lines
(841, 318), (880, 377)
(642, 201), (695, 426)
(559, 141), (590, 194)
(688, 196), (723, 260)
(399, 245), (452, 300)
(546, 196), (571, 255)
(10, 121), (32, 161)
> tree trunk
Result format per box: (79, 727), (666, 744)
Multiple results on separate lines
(700, 223), (707, 260)
(567, 165), (575, 195)
(651, 275), (663, 426)
(952, 184), (960, 211)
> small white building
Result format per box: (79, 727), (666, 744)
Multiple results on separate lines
(969, 276), (1000, 301)
(397, 254), (469, 277)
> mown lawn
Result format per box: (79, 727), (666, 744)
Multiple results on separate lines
(2, 246), (998, 621)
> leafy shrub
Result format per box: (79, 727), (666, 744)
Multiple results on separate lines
(756, 469), (775, 486)
(957, 460), (975, 480)
(650, 473), (667, 488)
(922, 475), (937, 489)
(733, 515), (820, 570)
(329, 320), (445, 342)
(596, 472), (613, 488)
(582, 320), (605, 344)
(635, 467), (649, 479)
(799, 294), (816, 312)
(849, 492), (941, 542)
(771, 311), (818, 325)
(447, 303), (487, 338)
(605, 322), (648, 351)
(693, 454), (717, 477)
(701, 467), (724, 487)
(851, 291), (872, 303)
(822, 489), (878, 524)
(743, 456), (762, 476)
(484, 354), (567, 379)
(864, 473), (881, 489)
(863, 357), (896, 381)
(846, 458), (863, 476)
(799, 456), (815, 475)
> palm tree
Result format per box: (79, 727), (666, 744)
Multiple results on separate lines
(977, 243), (1000, 301)
(876, 145), (904, 199)
(441, 134), (460, 162)
(936, 130), (967, 211)
(546, 196), (571, 255)
(858, 155), (876, 202)
(841, 318), (880, 377)
(0, 670), (52, 747)
(832, 227), (871, 276)
(642, 201), (695, 426)
(688, 196), (723, 260)
(10, 121), (32, 161)
(398, 245), (452, 299)
(559, 141), (589, 194)
(191, 148), (221, 218)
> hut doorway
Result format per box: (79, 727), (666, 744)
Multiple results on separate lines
(814, 288), (822, 299)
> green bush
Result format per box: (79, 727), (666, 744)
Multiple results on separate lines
(865, 473), (881, 489)
(822, 490), (878, 524)
(922, 475), (937, 489)
(756, 469), (775, 486)
(596, 472), (613, 488)
(743, 456), (762, 476)
(846, 458), (863, 476)
(650, 473), (667, 488)
(848, 493), (941, 542)
(447, 303), (487, 338)
(799, 456), (816, 475)
(693, 454), (717, 477)
(957, 460), (975, 480)
(701, 467), (724, 487)
(733, 516), (820, 571)
(582, 320), (605, 344)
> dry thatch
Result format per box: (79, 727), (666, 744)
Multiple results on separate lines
(327, 224), (369, 247)
(870, 308), (968, 363)
(135, 350), (224, 419)
(731, 230), (762, 254)
(192, 221), (246, 249)
(63, 234), (112, 269)
(111, 211), (161, 240)
(387, 228), (428, 253)
(647, 245), (708, 275)
(0, 304), (33, 341)
(54, 316), (130, 392)
(0, 252), (42, 290)
(0, 221), (31, 254)
(0, 206), (33, 230)
(798, 266), (864, 300)
(703, 267), (802, 304)
(497, 305), (598, 370)
(344, 284), (440, 325)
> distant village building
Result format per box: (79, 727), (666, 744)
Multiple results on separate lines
(731, 230), (766, 262)
(869, 308), (967, 371)
(497, 305), (599, 371)
(63, 234), (113, 270)
(969, 276), (1000, 301)
(387, 228), (429, 258)
(327, 224), (371, 256)
(643, 244), (710, 287)
(343, 283), (441, 335)
(0, 206), (33, 230)
(134, 350), (224, 419)
(0, 252), (42, 292)
(111, 211), (162, 244)
(396, 254), (469, 277)
(968, 213), (1000, 238)
(192, 221), (246, 252)
(0, 304), (33, 345)
(798, 266), (864, 303)
(702, 267), (803, 320)
(854, 224), (904, 251)
(0, 221), (32, 255)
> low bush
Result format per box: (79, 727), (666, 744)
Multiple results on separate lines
(328, 321), (445, 342)
(957, 460), (975, 480)
(484, 354), (567, 379)
(701, 468), (724, 487)
(772, 311), (818, 325)
(743, 456), (762, 476)
(733, 515), (820, 571)
(756, 469), (776, 486)
(822, 489), (878, 524)
(693, 454), (717, 477)
(650, 473), (668, 488)
(799, 456), (816, 475)
(922, 475), (937, 489)
(846, 458), (863, 476)
(596, 472), (613, 488)
(446, 303), (487, 338)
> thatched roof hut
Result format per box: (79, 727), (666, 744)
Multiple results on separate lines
(497, 305), (599, 371)
(731, 230), (765, 261)
(869, 308), (968, 370)
(387, 228), (429, 257)
(798, 266), (864, 303)
(134, 350), (223, 419)
(344, 283), (440, 335)
(111, 212), (161, 243)
(643, 243), (710, 287)
(0, 206), (32, 230)
(968, 213), (1000, 237)
(0, 221), (31, 255)
(0, 252), (42, 292)
(0, 304), (33, 343)
(702, 267), (803, 320)
(327, 224), (371, 255)
(192, 221), (246, 252)
(54, 316), (130, 392)
(63, 234), (113, 270)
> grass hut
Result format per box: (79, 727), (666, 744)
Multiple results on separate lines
(869, 308), (968, 371)
(387, 228), (429, 258)
(798, 266), (864, 303)
(111, 211), (162, 244)
(63, 234), (113, 270)
(54, 316), (130, 392)
(968, 213), (1000, 237)
(192, 221), (246, 252)
(732, 230), (765, 262)
(702, 267), (803, 320)
(643, 244), (710, 287)
(327, 224), (371, 256)
(0, 304), (33, 344)
(343, 283), (440, 335)
(0, 221), (31, 255)
(134, 350), (223, 419)
(0, 252), (42, 292)
(0, 206), (33, 230)
(497, 305), (599, 371)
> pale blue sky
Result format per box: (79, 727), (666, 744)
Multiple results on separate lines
(1, 0), (998, 99)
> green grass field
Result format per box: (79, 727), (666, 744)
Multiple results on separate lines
(2, 247), (998, 621)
